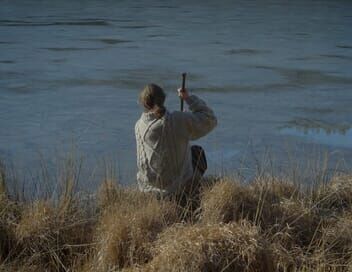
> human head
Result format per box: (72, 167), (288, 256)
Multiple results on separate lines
(139, 83), (166, 118)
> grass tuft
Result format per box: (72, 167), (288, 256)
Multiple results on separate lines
(93, 188), (178, 270)
(143, 221), (272, 272)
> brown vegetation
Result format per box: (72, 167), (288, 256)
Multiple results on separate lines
(92, 182), (178, 270)
(141, 221), (273, 272)
(0, 164), (352, 271)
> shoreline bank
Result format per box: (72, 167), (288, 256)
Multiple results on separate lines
(1, 165), (352, 271)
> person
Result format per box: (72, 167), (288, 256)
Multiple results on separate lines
(135, 83), (217, 199)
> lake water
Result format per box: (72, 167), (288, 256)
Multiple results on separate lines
(1, 0), (352, 188)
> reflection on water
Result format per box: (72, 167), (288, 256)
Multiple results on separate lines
(281, 127), (352, 148)
(281, 117), (352, 148)
(253, 66), (352, 86)
(282, 117), (351, 135)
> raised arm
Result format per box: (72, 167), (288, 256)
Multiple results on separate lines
(177, 88), (217, 140)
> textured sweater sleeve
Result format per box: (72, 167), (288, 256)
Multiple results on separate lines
(180, 95), (217, 140)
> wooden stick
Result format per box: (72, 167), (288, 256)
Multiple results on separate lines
(181, 73), (186, 111)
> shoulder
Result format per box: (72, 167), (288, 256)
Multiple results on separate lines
(167, 111), (193, 130)
(167, 110), (187, 121)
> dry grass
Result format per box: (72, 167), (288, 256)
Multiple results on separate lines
(0, 165), (18, 264)
(141, 221), (272, 272)
(200, 177), (315, 244)
(89, 184), (179, 271)
(0, 162), (95, 271)
(313, 175), (352, 215)
(0, 162), (352, 271)
(13, 197), (94, 271)
(200, 178), (258, 224)
(315, 212), (352, 268)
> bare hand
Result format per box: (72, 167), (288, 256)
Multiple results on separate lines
(178, 88), (189, 100)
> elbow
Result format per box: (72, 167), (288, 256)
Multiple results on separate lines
(203, 117), (217, 136)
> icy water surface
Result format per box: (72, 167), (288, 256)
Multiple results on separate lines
(1, 0), (352, 187)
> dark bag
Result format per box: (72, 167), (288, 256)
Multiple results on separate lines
(191, 145), (207, 175)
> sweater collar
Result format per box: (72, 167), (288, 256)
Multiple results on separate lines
(141, 112), (157, 122)
(141, 111), (168, 122)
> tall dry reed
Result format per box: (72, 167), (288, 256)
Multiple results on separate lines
(0, 159), (352, 272)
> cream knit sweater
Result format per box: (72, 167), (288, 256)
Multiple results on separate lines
(135, 95), (217, 196)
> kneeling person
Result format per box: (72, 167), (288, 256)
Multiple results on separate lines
(135, 83), (217, 197)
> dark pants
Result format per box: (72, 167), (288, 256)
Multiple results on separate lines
(175, 145), (208, 205)
(191, 145), (207, 175)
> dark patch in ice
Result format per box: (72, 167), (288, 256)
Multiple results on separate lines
(154, 5), (177, 9)
(291, 54), (352, 61)
(0, 19), (110, 27)
(337, 45), (352, 49)
(119, 25), (160, 29)
(146, 33), (176, 38)
(295, 107), (334, 114)
(125, 45), (140, 49)
(319, 54), (352, 60)
(97, 38), (132, 45)
(42, 47), (103, 51)
(0, 41), (15, 45)
(82, 38), (132, 45)
(225, 48), (270, 55)
(105, 19), (135, 23)
(290, 56), (315, 61)
(0, 60), (15, 64)
(194, 83), (294, 93)
(51, 59), (66, 63)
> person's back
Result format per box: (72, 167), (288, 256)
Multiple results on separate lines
(135, 83), (217, 197)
